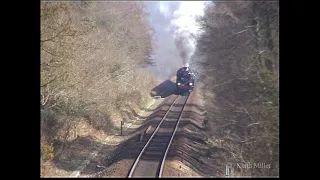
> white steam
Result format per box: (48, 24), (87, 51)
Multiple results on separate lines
(159, 1), (206, 67)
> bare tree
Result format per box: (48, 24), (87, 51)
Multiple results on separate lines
(41, 1), (158, 167)
(195, 1), (279, 177)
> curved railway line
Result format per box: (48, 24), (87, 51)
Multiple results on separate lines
(128, 94), (189, 178)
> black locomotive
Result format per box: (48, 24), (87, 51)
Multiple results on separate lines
(176, 66), (196, 95)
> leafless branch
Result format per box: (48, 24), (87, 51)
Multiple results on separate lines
(41, 93), (51, 106)
(41, 77), (59, 88)
(41, 26), (69, 43)
(247, 122), (260, 127)
(41, 47), (63, 58)
(238, 101), (256, 122)
(213, 77), (248, 89)
(234, 29), (248, 35)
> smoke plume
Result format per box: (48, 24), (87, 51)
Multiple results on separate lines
(174, 30), (194, 67)
(143, 1), (206, 79)
(168, 1), (206, 67)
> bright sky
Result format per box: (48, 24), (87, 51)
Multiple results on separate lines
(159, 1), (206, 36)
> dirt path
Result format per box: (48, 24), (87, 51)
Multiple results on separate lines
(41, 80), (208, 178)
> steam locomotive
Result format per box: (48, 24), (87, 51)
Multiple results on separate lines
(176, 66), (196, 95)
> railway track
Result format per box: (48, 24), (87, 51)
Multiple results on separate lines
(128, 94), (189, 178)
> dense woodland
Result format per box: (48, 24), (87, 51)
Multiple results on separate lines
(41, 1), (157, 165)
(195, 1), (279, 177)
(41, 1), (279, 177)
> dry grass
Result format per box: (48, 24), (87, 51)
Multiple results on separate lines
(41, 1), (158, 176)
